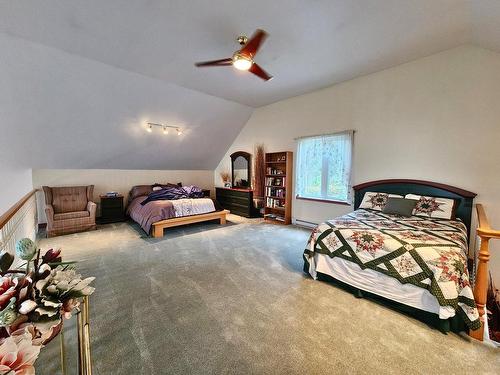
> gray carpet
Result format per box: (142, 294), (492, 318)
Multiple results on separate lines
(36, 216), (499, 374)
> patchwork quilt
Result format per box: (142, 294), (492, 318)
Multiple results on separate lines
(304, 209), (480, 330)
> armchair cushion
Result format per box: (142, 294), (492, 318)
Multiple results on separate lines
(51, 186), (89, 213)
(54, 211), (90, 221)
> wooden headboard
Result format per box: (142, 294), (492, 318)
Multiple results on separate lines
(352, 179), (477, 237)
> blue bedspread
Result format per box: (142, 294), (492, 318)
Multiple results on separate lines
(140, 185), (204, 205)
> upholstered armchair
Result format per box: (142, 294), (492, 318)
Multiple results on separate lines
(42, 185), (97, 237)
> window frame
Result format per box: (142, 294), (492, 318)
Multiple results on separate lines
(295, 130), (354, 205)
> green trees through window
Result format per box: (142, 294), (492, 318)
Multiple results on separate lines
(296, 131), (353, 202)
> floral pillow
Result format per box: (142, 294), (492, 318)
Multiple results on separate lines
(359, 192), (403, 211)
(405, 194), (456, 219)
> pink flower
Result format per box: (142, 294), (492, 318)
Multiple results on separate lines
(0, 331), (40, 375)
(0, 277), (31, 312)
(9, 321), (62, 346)
(0, 277), (18, 310)
(41, 248), (61, 264)
(61, 298), (80, 319)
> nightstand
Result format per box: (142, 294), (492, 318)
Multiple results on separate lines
(99, 195), (125, 223)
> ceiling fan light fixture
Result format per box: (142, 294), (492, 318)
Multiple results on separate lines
(194, 29), (271, 80)
(232, 53), (253, 71)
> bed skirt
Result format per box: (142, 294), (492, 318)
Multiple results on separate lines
(303, 256), (467, 334)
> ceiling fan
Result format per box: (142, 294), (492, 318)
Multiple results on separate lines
(195, 29), (273, 81)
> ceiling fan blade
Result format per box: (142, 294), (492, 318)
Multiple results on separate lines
(249, 63), (273, 81)
(195, 58), (233, 67)
(240, 29), (268, 58)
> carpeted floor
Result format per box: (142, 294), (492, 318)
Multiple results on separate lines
(36, 215), (499, 374)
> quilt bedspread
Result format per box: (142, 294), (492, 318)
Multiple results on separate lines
(304, 209), (480, 330)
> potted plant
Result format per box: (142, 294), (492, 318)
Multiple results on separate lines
(220, 171), (231, 188)
(0, 238), (95, 374)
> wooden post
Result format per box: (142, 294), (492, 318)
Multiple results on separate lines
(469, 204), (500, 341)
(153, 225), (163, 238)
(77, 296), (92, 375)
(220, 214), (227, 225)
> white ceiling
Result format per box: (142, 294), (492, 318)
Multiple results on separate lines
(1, 1), (499, 171)
(0, 0), (498, 108)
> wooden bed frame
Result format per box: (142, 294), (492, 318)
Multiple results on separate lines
(470, 204), (499, 341)
(152, 210), (230, 238)
(353, 179), (498, 341)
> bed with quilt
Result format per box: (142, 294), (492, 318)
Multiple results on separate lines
(303, 179), (481, 333)
(126, 183), (226, 236)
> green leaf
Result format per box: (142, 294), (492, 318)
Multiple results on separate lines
(0, 252), (14, 272)
(47, 261), (77, 266)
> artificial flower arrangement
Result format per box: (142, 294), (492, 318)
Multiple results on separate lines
(0, 238), (94, 375)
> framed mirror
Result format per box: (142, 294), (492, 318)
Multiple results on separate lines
(230, 151), (251, 188)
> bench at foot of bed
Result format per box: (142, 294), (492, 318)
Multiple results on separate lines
(152, 210), (230, 238)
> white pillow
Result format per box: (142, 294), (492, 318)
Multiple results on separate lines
(152, 186), (163, 191)
(405, 194), (456, 219)
(359, 192), (403, 211)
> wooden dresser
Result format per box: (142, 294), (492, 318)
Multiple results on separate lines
(216, 187), (255, 218)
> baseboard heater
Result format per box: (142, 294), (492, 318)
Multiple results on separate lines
(293, 218), (318, 229)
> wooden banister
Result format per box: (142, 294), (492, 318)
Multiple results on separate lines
(469, 204), (500, 341)
(0, 189), (38, 230)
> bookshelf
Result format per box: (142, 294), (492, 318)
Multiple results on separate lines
(264, 151), (292, 225)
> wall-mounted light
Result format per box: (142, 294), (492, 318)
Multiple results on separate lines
(146, 122), (182, 136)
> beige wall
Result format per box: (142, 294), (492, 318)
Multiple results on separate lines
(0, 166), (32, 215)
(215, 45), (500, 283)
(33, 169), (214, 222)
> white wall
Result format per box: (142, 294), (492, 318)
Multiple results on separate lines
(33, 169), (214, 223)
(0, 166), (33, 215)
(215, 45), (500, 283)
(0, 32), (252, 171)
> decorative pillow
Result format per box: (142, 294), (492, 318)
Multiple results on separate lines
(129, 185), (153, 200)
(153, 182), (182, 188)
(405, 194), (456, 219)
(359, 192), (404, 211)
(382, 197), (418, 217)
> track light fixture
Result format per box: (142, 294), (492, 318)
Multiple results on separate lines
(146, 122), (182, 136)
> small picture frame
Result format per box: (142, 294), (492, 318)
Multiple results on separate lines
(224, 182), (232, 188)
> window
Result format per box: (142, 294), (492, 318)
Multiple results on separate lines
(295, 131), (353, 203)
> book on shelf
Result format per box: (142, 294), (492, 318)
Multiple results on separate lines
(265, 186), (285, 198)
(267, 154), (287, 163)
(266, 167), (285, 175)
(265, 177), (286, 187)
(266, 197), (285, 208)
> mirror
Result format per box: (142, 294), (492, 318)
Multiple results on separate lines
(231, 151), (251, 188)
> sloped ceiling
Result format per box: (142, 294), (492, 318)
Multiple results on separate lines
(0, 34), (253, 170)
(0, 0), (498, 170)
